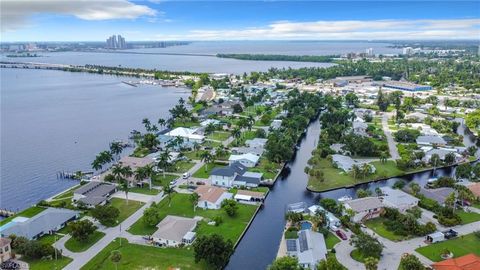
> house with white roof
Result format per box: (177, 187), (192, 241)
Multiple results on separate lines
(285, 230), (327, 269)
(307, 205), (341, 229)
(343, 197), (384, 222)
(228, 153), (260, 167)
(194, 186), (233, 210)
(331, 154), (375, 173)
(352, 120), (369, 137)
(152, 215), (198, 247)
(423, 148), (460, 163)
(165, 127), (205, 143)
(379, 187), (419, 213)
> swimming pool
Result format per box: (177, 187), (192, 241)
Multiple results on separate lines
(300, 221), (312, 230)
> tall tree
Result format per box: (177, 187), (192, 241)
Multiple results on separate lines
(193, 234), (233, 270)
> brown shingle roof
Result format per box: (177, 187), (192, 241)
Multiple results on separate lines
(467, 183), (480, 198)
(0, 237), (11, 247)
(195, 186), (226, 204)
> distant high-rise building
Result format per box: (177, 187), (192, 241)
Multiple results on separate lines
(106, 35), (126, 49)
(403, 47), (414, 55)
(366, 48), (374, 57)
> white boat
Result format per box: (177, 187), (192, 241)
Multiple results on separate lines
(338, 195), (352, 202)
(427, 177), (438, 184)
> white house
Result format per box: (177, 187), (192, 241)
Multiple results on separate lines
(343, 197), (384, 223)
(285, 230), (327, 269)
(165, 127), (205, 143)
(194, 186), (233, 210)
(307, 205), (341, 229)
(228, 153), (260, 168)
(210, 163), (262, 188)
(152, 215), (198, 247)
(380, 187), (419, 213)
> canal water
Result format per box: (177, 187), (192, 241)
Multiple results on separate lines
(226, 118), (478, 270)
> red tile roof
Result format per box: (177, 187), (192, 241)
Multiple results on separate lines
(432, 254), (480, 270)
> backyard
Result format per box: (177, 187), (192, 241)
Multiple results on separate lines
(81, 238), (206, 270)
(192, 162), (226, 179)
(152, 174), (178, 187)
(207, 131), (230, 141)
(415, 233), (480, 262)
(0, 206), (46, 226)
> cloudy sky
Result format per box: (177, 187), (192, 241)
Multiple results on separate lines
(1, 0), (479, 41)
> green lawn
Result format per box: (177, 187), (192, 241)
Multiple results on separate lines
(106, 198), (144, 226)
(192, 162), (225, 178)
(131, 147), (150, 158)
(167, 160), (196, 173)
(207, 131), (230, 141)
(0, 206), (46, 226)
(364, 218), (409, 241)
(128, 193), (257, 243)
(65, 231), (105, 252)
(183, 151), (202, 160)
(38, 233), (63, 245)
(230, 131), (257, 147)
(52, 185), (80, 200)
(325, 231), (341, 249)
(307, 159), (405, 192)
(81, 238), (206, 270)
(473, 202), (480, 210)
(456, 210), (480, 224)
(415, 233), (480, 262)
(248, 158), (281, 180)
(129, 186), (160, 195)
(25, 256), (73, 270)
(151, 174), (178, 187)
(350, 249), (368, 263)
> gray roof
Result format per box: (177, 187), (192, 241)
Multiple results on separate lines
(419, 187), (456, 204)
(152, 215), (197, 242)
(75, 181), (116, 206)
(295, 230), (327, 267)
(416, 135), (447, 145)
(344, 197), (383, 212)
(380, 187), (419, 208)
(0, 208), (79, 239)
(234, 174), (262, 185)
(211, 162), (247, 177)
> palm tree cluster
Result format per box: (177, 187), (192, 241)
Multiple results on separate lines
(111, 164), (133, 204)
(350, 163), (373, 180)
(91, 141), (126, 171)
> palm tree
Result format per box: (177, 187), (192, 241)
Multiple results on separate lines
(409, 182), (420, 196)
(361, 163), (371, 179)
(142, 118), (151, 132)
(121, 166), (133, 179)
(134, 167), (146, 187)
(163, 184), (174, 207)
(121, 179), (130, 205)
(193, 142), (201, 157)
(174, 136), (184, 149)
(109, 142), (124, 160)
(111, 164), (125, 181)
(351, 164), (361, 180)
(200, 151), (213, 171)
(215, 146), (227, 160)
(190, 193), (200, 212)
(380, 152), (388, 164)
(143, 164), (155, 190)
(91, 158), (102, 171)
(158, 118), (166, 130)
(231, 127), (241, 141)
(110, 250), (122, 270)
(158, 151), (171, 178)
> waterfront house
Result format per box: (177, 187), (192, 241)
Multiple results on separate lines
(379, 187), (419, 213)
(307, 205), (341, 229)
(72, 181), (117, 208)
(152, 215), (198, 247)
(423, 148), (461, 163)
(419, 187), (456, 205)
(432, 253), (480, 270)
(416, 135), (447, 146)
(245, 138), (268, 149)
(285, 230), (327, 269)
(0, 208), (79, 240)
(165, 127), (205, 143)
(194, 186), (233, 210)
(210, 162), (262, 188)
(0, 238), (12, 263)
(331, 154), (375, 173)
(343, 197), (384, 223)
(119, 156), (155, 170)
(228, 153), (260, 168)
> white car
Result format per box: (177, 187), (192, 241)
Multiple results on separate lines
(169, 180), (177, 186)
(182, 172), (190, 179)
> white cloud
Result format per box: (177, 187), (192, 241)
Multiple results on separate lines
(1, 0), (157, 32)
(156, 18), (480, 40)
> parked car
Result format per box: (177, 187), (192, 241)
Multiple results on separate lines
(335, 230), (348, 240)
(169, 180), (177, 186)
(442, 229), (458, 239)
(182, 172), (190, 179)
(196, 181), (205, 185)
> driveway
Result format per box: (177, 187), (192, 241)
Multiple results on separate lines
(334, 230), (365, 270)
(381, 112), (400, 160)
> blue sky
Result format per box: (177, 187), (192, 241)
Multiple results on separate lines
(2, 1), (479, 41)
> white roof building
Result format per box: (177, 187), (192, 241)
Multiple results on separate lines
(165, 127), (205, 142)
(380, 187), (419, 212)
(285, 230), (327, 269)
(228, 153), (260, 168)
(151, 215), (198, 247)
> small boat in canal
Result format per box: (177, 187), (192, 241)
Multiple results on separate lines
(337, 195), (352, 202)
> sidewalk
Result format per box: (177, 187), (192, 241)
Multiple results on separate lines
(381, 112), (400, 160)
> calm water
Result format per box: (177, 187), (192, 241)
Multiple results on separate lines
(1, 41), (400, 74)
(226, 118), (478, 270)
(0, 68), (189, 210)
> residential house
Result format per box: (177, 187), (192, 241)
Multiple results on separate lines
(467, 183), (480, 200)
(0, 208), (79, 240)
(245, 138), (268, 149)
(379, 187), (419, 213)
(270, 119), (282, 130)
(352, 120), (369, 137)
(0, 238), (12, 263)
(406, 112), (428, 122)
(285, 230), (327, 269)
(210, 162), (262, 188)
(307, 205), (341, 229)
(416, 135), (447, 146)
(343, 197), (384, 222)
(118, 156), (155, 185)
(423, 148), (460, 163)
(194, 186), (233, 210)
(331, 154), (375, 173)
(151, 215), (198, 247)
(200, 119), (220, 127)
(228, 153), (260, 168)
(232, 138), (268, 156)
(72, 181), (117, 208)
(419, 187), (456, 205)
(432, 253), (480, 270)
(165, 127), (205, 143)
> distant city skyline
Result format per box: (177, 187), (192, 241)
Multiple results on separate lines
(1, 1), (479, 42)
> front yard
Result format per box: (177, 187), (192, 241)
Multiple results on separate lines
(415, 233), (480, 262)
(364, 217), (409, 242)
(64, 231), (106, 252)
(25, 257), (73, 270)
(456, 210), (480, 224)
(105, 198), (144, 226)
(192, 162), (225, 179)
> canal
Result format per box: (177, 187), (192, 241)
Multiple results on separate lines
(226, 117), (478, 270)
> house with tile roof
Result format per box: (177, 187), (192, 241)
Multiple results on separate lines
(432, 253), (480, 270)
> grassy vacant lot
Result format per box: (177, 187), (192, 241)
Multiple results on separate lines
(325, 231), (341, 249)
(107, 198), (144, 226)
(456, 210), (480, 224)
(167, 160), (196, 173)
(26, 257), (72, 270)
(183, 150), (201, 160)
(0, 206), (46, 226)
(128, 193), (257, 243)
(415, 233), (480, 262)
(307, 158), (404, 192)
(81, 238), (207, 270)
(207, 131), (230, 141)
(152, 174), (178, 187)
(65, 231), (105, 252)
(192, 162), (225, 178)
(364, 218), (409, 242)
(129, 186), (160, 195)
